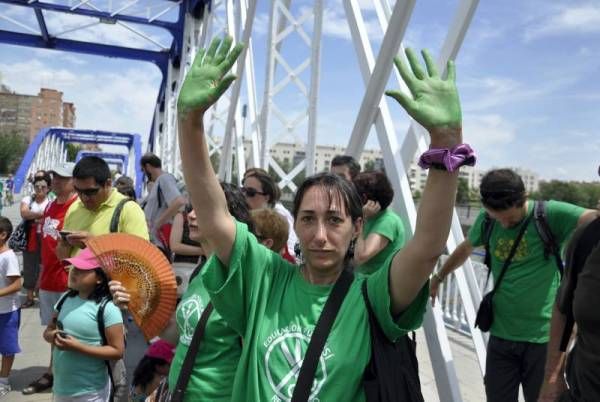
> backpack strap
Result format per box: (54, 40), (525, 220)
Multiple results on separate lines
(96, 297), (115, 401)
(170, 302), (214, 402)
(291, 270), (354, 402)
(53, 291), (73, 324)
(533, 200), (564, 277)
(109, 199), (131, 233)
(157, 182), (163, 209)
(482, 212), (495, 286)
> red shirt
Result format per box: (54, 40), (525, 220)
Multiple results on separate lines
(40, 195), (77, 292)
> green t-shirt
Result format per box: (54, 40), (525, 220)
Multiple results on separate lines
(201, 220), (428, 402)
(468, 200), (584, 343)
(52, 295), (123, 396)
(168, 266), (241, 401)
(357, 208), (406, 275)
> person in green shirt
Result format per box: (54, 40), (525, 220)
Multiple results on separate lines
(176, 35), (468, 401)
(430, 168), (597, 402)
(111, 182), (255, 401)
(353, 171), (406, 275)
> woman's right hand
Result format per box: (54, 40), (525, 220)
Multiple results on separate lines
(177, 36), (244, 117)
(109, 280), (130, 310)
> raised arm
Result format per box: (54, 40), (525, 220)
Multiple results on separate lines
(177, 36), (244, 265)
(386, 49), (466, 314)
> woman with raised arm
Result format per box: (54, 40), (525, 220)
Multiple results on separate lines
(177, 36), (474, 401)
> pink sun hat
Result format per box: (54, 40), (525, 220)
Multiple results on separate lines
(145, 339), (175, 364)
(64, 248), (102, 270)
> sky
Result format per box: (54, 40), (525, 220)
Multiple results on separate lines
(1, 0), (599, 181)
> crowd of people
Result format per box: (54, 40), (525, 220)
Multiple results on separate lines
(0, 35), (597, 402)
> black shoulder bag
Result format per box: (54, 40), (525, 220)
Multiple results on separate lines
(475, 211), (532, 332)
(361, 282), (424, 402)
(291, 269), (354, 402)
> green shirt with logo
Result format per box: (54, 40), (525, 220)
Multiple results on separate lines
(357, 208), (406, 275)
(167, 266), (241, 401)
(468, 200), (584, 343)
(201, 220), (428, 402)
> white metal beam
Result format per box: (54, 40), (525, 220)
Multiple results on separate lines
(217, 0), (258, 183)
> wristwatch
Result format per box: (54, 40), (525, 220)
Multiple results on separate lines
(432, 272), (445, 282)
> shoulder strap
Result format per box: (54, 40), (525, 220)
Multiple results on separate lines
(291, 270), (354, 402)
(96, 297), (115, 401)
(491, 212), (533, 294)
(54, 291), (72, 319)
(96, 297), (111, 345)
(533, 200), (564, 276)
(170, 302), (214, 402)
(109, 199), (131, 233)
(156, 181), (163, 209)
(482, 212), (494, 274)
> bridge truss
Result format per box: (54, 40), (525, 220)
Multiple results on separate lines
(0, 1), (488, 400)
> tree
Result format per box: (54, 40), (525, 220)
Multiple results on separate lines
(0, 131), (27, 174)
(456, 177), (470, 204)
(364, 159), (376, 172)
(66, 143), (84, 161)
(532, 180), (600, 208)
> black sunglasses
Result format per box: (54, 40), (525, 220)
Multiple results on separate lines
(74, 186), (101, 197)
(241, 187), (266, 197)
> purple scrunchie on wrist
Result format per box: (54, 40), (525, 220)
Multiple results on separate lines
(418, 144), (476, 172)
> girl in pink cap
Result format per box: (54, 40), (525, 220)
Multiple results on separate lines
(43, 248), (124, 402)
(130, 339), (175, 401)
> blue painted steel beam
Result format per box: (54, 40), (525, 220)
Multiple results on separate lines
(0, 29), (169, 76)
(0, 0), (179, 34)
(14, 128), (145, 197)
(33, 8), (50, 43)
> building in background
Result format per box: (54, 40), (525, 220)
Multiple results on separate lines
(240, 140), (539, 196)
(0, 86), (76, 142)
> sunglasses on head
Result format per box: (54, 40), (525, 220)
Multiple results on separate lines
(241, 187), (266, 197)
(74, 186), (101, 197)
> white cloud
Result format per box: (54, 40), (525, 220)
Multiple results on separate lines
(463, 113), (516, 153)
(524, 4), (600, 41)
(461, 72), (581, 113)
(0, 58), (161, 146)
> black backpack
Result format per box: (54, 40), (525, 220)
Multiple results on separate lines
(482, 200), (564, 277)
(361, 282), (424, 402)
(55, 293), (115, 400)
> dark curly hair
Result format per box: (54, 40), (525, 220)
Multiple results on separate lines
(220, 182), (256, 234)
(479, 169), (526, 211)
(353, 171), (394, 210)
(132, 356), (168, 391)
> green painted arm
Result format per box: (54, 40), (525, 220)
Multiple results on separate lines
(177, 36), (245, 117)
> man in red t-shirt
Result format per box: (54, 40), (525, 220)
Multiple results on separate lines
(22, 162), (77, 395)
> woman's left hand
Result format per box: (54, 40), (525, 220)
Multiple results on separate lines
(385, 48), (461, 144)
(53, 332), (80, 352)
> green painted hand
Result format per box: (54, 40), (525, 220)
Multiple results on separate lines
(385, 48), (461, 130)
(177, 36), (245, 116)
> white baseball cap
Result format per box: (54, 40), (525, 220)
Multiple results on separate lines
(49, 162), (76, 178)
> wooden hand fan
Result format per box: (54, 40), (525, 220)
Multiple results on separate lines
(86, 233), (177, 340)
